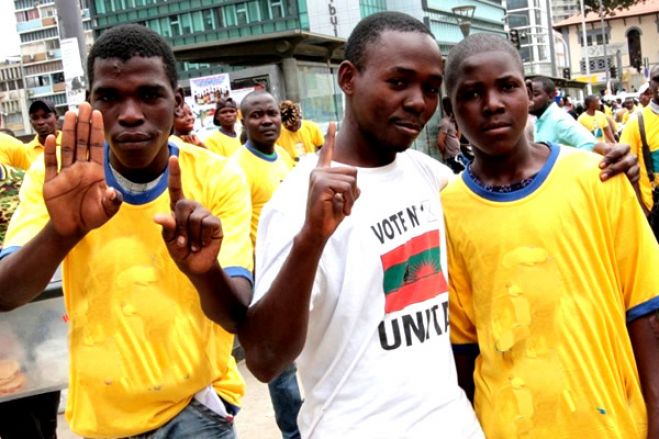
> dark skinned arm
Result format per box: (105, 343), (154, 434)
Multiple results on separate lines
(453, 346), (478, 404)
(629, 312), (659, 439)
(238, 124), (360, 382)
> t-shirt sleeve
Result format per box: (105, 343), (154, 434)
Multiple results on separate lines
(208, 159), (254, 283)
(446, 224), (478, 346)
(0, 137), (31, 170)
(1, 159), (49, 258)
(560, 118), (596, 151)
(605, 174), (659, 322)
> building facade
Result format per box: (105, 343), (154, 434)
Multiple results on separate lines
(554, 0), (659, 93)
(551, 0), (579, 24)
(14, 0), (93, 116)
(90, 0), (505, 154)
(0, 60), (30, 137)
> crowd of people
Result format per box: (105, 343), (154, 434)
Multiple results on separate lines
(0, 10), (657, 439)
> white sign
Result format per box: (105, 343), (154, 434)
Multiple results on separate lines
(307, 0), (362, 38)
(60, 38), (85, 108)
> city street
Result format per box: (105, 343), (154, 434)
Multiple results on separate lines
(56, 360), (281, 439)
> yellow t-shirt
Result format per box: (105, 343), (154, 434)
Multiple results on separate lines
(231, 143), (294, 246)
(205, 130), (242, 157)
(577, 111), (609, 142)
(3, 141), (252, 438)
(277, 120), (324, 161)
(443, 146), (659, 439)
(0, 132), (61, 170)
(620, 107), (658, 211)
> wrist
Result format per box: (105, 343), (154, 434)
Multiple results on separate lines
(44, 221), (84, 250)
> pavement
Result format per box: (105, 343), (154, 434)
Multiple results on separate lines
(56, 360), (282, 438)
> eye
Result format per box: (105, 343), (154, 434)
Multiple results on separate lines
(459, 89), (480, 101)
(388, 78), (407, 89)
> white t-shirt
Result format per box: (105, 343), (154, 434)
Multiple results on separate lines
(253, 150), (483, 438)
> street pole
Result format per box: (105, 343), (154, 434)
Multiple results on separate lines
(597, 0), (610, 92)
(546, 0), (557, 77)
(579, 0), (593, 94)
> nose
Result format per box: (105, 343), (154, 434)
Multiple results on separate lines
(118, 99), (144, 126)
(483, 90), (505, 115)
(403, 86), (426, 115)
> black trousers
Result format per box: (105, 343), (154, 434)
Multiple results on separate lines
(0, 391), (60, 439)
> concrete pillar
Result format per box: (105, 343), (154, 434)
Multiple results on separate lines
(281, 57), (301, 103)
(55, 0), (87, 76)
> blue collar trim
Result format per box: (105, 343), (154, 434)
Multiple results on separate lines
(245, 141), (278, 162)
(461, 143), (560, 202)
(104, 141), (180, 205)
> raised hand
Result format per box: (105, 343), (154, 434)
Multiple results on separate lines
(305, 123), (360, 240)
(154, 156), (222, 274)
(43, 102), (122, 238)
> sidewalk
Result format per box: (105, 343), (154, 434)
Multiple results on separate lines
(56, 360), (281, 438)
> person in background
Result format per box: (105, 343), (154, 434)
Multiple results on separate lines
(639, 82), (652, 108)
(277, 100), (324, 161)
(231, 90), (301, 439)
(171, 102), (205, 148)
(437, 96), (463, 173)
(206, 97), (242, 157)
(578, 94), (616, 143)
(0, 129), (28, 169)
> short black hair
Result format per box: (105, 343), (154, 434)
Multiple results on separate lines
(239, 90), (277, 116)
(445, 33), (523, 96)
(532, 76), (555, 95)
(345, 11), (434, 71)
(584, 94), (599, 107)
(87, 24), (178, 90)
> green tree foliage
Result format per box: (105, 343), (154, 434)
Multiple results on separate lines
(583, 0), (645, 15)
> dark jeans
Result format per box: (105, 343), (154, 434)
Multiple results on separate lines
(125, 399), (235, 439)
(0, 391), (60, 439)
(267, 364), (302, 439)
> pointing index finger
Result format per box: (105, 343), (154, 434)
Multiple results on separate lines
(316, 122), (336, 168)
(168, 155), (185, 211)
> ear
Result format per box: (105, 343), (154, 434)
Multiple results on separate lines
(338, 60), (358, 96)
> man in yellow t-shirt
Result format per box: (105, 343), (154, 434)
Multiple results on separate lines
(620, 65), (659, 238)
(578, 94), (615, 143)
(277, 100), (324, 161)
(445, 34), (659, 439)
(0, 25), (253, 439)
(232, 90), (300, 439)
(205, 97), (242, 157)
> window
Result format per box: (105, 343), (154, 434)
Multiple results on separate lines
(202, 9), (215, 30)
(236, 2), (248, 25)
(627, 28), (642, 70)
(169, 15), (181, 36)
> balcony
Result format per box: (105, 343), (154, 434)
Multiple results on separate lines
(28, 84), (53, 96)
(16, 16), (57, 33)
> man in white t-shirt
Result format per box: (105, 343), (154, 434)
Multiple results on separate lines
(237, 12), (483, 438)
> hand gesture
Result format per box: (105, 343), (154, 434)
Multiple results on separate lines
(154, 156), (222, 274)
(43, 102), (122, 238)
(305, 123), (360, 240)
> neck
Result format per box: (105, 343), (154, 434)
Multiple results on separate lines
(173, 128), (191, 137)
(587, 108), (596, 115)
(333, 112), (398, 168)
(220, 126), (236, 136)
(109, 143), (169, 183)
(471, 140), (550, 187)
(249, 140), (275, 155)
(531, 102), (551, 118)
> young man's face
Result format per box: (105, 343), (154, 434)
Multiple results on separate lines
(639, 89), (651, 107)
(343, 30), (443, 153)
(174, 104), (195, 135)
(242, 94), (281, 148)
(90, 56), (181, 172)
(650, 66), (659, 106)
(451, 50), (529, 156)
(217, 106), (237, 128)
(529, 81), (553, 117)
(30, 108), (57, 140)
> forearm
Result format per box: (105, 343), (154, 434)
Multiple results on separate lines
(628, 312), (659, 437)
(0, 222), (79, 311)
(452, 346), (478, 403)
(239, 227), (326, 382)
(186, 263), (251, 333)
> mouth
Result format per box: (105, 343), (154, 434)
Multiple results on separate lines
(482, 122), (512, 134)
(392, 120), (422, 136)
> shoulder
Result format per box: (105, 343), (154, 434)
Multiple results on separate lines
(402, 149), (455, 190)
(177, 141), (243, 182)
